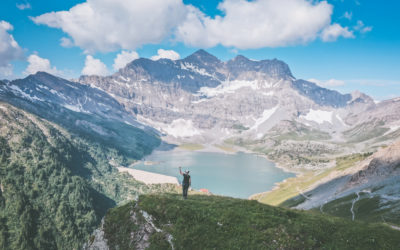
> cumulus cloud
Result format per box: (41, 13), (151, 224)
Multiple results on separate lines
(308, 78), (346, 87)
(81, 55), (108, 76)
(0, 64), (13, 78)
(151, 49), (180, 61)
(31, 0), (356, 51)
(60, 37), (73, 48)
(0, 21), (23, 69)
(113, 50), (139, 71)
(16, 2), (31, 10)
(354, 20), (373, 34)
(176, 0), (336, 49)
(320, 23), (354, 42)
(31, 0), (187, 53)
(343, 11), (352, 20)
(24, 54), (61, 76)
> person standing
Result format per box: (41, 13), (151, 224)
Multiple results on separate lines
(179, 167), (191, 199)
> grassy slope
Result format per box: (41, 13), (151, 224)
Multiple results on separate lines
(0, 102), (176, 249)
(315, 188), (400, 226)
(253, 154), (370, 206)
(178, 143), (204, 151)
(104, 194), (400, 249)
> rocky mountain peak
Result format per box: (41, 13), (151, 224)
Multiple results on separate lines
(348, 90), (375, 105)
(183, 49), (222, 66)
(226, 55), (293, 81)
(25, 71), (64, 83)
(231, 55), (251, 62)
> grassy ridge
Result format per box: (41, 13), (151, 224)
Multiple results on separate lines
(103, 194), (400, 249)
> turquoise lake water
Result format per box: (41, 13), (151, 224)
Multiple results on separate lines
(133, 150), (295, 199)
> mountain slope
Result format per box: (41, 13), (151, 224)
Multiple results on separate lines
(0, 72), (160, 159)
(279, 140), (400, 226)
(86, 194), (400, 249)
(0, 102), (176, 249)
(76, 50), (400, 170)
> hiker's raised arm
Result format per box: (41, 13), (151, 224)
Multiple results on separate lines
(179, 166), (183, 175)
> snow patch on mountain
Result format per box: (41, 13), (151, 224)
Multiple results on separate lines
(383, 125), (400, 135)
(50, 89), (67, 100)
(191, 98), (208, 104)
(197, 80), (262, 97)
(301, 109), (333, 124)
(335, 114), (347, 126)
(262, 91), (274, 96)
(180, 62), (213, 77)
(251, 106), (279, 130)
(162, 119), (200, 138)
(9, 85), (44, 102)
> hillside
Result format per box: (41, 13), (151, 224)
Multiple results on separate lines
(253, 139), (400, 227)
(291, 140), (400, 226)
(0, 102), (176, 249)
(87, 194), (400, 249)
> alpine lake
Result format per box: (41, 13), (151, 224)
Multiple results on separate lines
(133, 150), (295, 199)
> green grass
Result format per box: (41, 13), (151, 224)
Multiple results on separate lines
(214, 144), (237, 153)
(178, 143), (204, 151)
(0, 102), (173, 249)
(103, 194), (400, 249)
(319, 192), (400, 226)
(256, 154), (370, 206)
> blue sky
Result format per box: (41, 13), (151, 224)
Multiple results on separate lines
(0, 0), (399, 100)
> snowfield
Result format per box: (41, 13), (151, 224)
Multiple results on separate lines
(251, 106), (279, 130)
(162, 119), (200, 138)
(301, 109), (333, 124)
(197, 80), (259, 97)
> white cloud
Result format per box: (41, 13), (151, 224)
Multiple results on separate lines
(176, 0), (337, 49)
(320, 23), (354, 42)
(308, 78), (346, 87)
(354, 20), (373, 34)
(60, 37), (73, 48)
(343, 11), (352, 20)
(81, 55), (108, 76)
(113, 50), (139, 71)
(0, 64), (13, 78)
(23, 54), (61, 76)
(31, 0), (356, 51)
(16, 2), (31, 10)
(0, 21), (23, 71)
(31, 0), (187, 53)
(151, 49), (180, 61)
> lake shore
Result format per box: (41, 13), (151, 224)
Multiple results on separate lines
(132, 144), (295, 199)
(148, 142), (300, 200)
(117, 167), (179, 185)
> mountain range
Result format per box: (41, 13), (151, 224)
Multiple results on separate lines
(76, 49), (399, 169)
(1, 49), (400, 248)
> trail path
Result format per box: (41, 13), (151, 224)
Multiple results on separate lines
(350, 192), (360, 221)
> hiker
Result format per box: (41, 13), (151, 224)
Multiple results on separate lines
(179, 166), (191, 199)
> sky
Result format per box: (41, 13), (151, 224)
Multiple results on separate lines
(0, 0), (399, 100)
